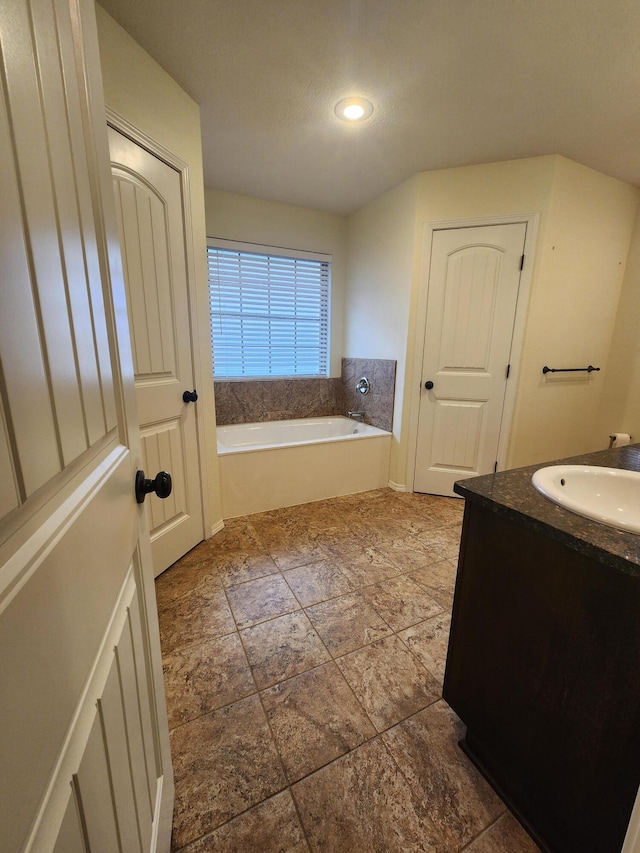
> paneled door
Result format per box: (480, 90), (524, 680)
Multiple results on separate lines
(0, 0), (173, 850)
(414, 223), (526, 496)
(109, 128), (205, 576)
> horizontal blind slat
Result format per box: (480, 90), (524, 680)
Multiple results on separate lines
(208, 245), (329, 378)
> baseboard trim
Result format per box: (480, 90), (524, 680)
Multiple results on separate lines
(209, 518), (224, 538)
(388, 480), (407, 492)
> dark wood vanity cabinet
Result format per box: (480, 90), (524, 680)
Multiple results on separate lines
(443, 500), (640, 853)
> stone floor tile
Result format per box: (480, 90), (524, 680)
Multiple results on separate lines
(283, 559), (354, 607)
(428, 498), (465, 525)
(399, 611), (452, 683)
(241, 611), (330, 689)
(247, 514), (292, 550)
(335, 634), (441, 731)
(214, 551), (280, 587)
(169, 539), (219, 570)
(356, 495), (425, 521)
(176, 791), (309, 853)
(393, 513), (448, 536)
(226, 573), (299, 628)
(169, 695), (286, 849)
(291, 737), (440, 852)
(270, 541), (330, 571)
(155, 561), (222, 609)
(305, 591), (392, 657)
(197, 520), (264, 557)
(374, 537), (445, 573)
(361, 574), (443, 632)
(408, 559), (458, 609)
(288, 502), (346, 530)
(347, 516), (418, 544)
(463, 812), (542, 852)
(329, 489), (389, 511)
(413, 524), (462, 561)
(252, 512), (331, 549)
(320, 541), (401, 587)
(162, 634), (255, 729)
(158, 588), (236, 654)
(382, 700), (505, 851)
(310, 525), (366, 551)
(262, 661), (375, 783)
(411, 499), (462, 520)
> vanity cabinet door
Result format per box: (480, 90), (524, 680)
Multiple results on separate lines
(443, 502), (640, 853)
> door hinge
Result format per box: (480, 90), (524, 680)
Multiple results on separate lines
(506, 363), (511, 379)
(494, 461), (498, 473)
(519, 254), (525, 271)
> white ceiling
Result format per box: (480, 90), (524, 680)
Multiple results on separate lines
(98, 0), (640, 215)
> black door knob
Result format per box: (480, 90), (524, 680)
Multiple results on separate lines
(424, 380), (434, 390)
(183, 389), (198, 403)
(135, 470), (172, 504)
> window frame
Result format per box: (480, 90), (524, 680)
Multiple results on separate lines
(207, 237), (332, 381)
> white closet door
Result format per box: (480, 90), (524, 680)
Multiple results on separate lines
(415, 223), (526, 496)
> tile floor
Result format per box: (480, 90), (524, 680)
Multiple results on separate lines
(156, 488), (540, 853)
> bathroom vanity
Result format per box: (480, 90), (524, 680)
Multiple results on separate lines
(443, 444), (640, 853)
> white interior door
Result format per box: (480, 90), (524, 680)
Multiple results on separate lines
(109, 128), (205, 576)
(414, 223), (526, 496)
(0, 1), (173, 850)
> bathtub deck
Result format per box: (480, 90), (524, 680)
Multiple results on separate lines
(155, 488), (541, 853)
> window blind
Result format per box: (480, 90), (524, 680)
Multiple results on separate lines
(207, 241), (330, 378)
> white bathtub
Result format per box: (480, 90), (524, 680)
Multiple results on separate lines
(217, 416), (392, 517)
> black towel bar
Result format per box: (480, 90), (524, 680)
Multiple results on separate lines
(542, 365), (600, 374)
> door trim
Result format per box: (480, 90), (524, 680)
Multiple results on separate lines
(105, 108), (214, 539)
(406, 213), (540, 492)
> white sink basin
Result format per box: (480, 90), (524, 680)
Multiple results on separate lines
(531, 465), (640, 534)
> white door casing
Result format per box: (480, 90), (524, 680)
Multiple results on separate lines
(0, 0), (173, 850)
(109, 127), (205, 576)
(414, 223), (527, 496)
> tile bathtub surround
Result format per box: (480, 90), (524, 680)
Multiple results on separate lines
(341, 357), (396, 432)
(213, 377), (343, 425)
(213, 359), (396, 431)
(158, 489), (541, 853)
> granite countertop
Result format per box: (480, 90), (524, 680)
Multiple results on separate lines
(454, 444), (640, 575)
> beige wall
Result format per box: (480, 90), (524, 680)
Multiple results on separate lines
(204, 189), (348, 376)
(95, 5), (223, 532)
(345, 176), (421, 485)
(598, 208), (640, 442)
(509, 157), (638, 466)
(346, 155), (639, 487)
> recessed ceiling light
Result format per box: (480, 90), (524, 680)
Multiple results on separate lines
(334, 97), (374, 122)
